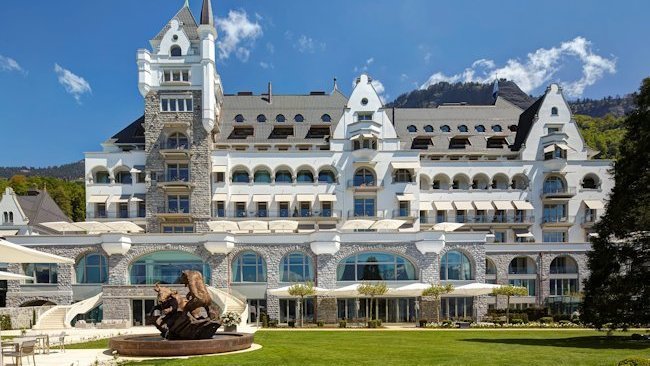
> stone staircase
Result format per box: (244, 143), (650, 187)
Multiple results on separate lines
(207, 287), (249, 325)
(33, 306), (68, 330)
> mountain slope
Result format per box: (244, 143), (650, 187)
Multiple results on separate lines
(0, 160), (84, 180)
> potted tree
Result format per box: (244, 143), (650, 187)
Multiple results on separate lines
(221, 311), (242, 332)
(288, 281), (316, 328)
(422, 283), (454, 324)
(357, 282), (388, 327)
(491, 285), (528, 324)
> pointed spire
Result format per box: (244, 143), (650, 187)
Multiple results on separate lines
(200, 0), (214, 26)
(184, 0), (189, 7)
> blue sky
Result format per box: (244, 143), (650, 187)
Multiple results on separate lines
(0, 0), (648, 167)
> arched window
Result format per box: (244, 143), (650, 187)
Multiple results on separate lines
(511, 174), (529, 190)
(275, 170), (292, 183)
(275, 114), (285, 123)
(170, 45), (182, 57)
(551, 107), (558, 116)
(432, 174), (450, 190)
(424, 125), (434, 133)
(543, 176), (565, 194)
(232, 170), (250, 183)
(257, 114), (267, 123)
(440, 125), (451, 133)
(581, 175), (599, 189)
(234, 114), (245, 123)
(294, 114), (304, 122)
(508, 257), (536, 275)
(3, 212), (8, 223)
(492, 125), (503, 132)
(452, 174), (470, 190)
(318, 170), (336, 184)
(24, 263), (58, 284)
(440, 251), (473, 280)
(321, 114), (331, 122)
(486, 258), (497, 275)
(550, 256), (578, 274)
(76, 253), (108, 284)
(296, 170), (314, 183)
(407, 125), (417, 133)
(353, 168), (375, 187)
(280, 252), (314, 282)
(475, 125), (486, 132)
(166, 132), (188, 149)
(253, 169), (271, 183)
(393, 169), (413, 183)
(337, 252), (417, 281)
(129, 251), (210, 285)
(94, 170), (110, 184)
(491, 174), (509, 190)
(458, 125), (468, 133)
(115, 170), (132, 184)
(232, 251), (266, 282)
(472, 174), (490, 190)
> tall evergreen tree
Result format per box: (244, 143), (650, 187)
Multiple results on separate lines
(581, 78), (650, 328)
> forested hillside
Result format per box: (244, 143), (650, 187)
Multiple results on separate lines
(0, 160), (84, 180)
(574, 114), (626, 159)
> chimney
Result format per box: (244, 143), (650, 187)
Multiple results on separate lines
(268, 82), (272, 104)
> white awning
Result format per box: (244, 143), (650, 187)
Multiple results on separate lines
(207, 220), (239, 232)
(473, 201), (493, 210)
(391, 162), (419, 170)
(108, 195), (130, 203)
(318, 194), (337, 202)
(419, 202), (432, 211)
(269, 220), (299, 231)
(432, 201), (453, 211)
(238, 220), (268, 231)
(556, 143), (570, 151)
(453, 201), (474, 210)
(212, 193), (228, 201)
(512, 200), (534, 210)
(515, 231), (535, 238)
(350, 133), (377, 141)
(296, 194), (315, 202)
(341, 219), (375, 230)
(583, 200), (604, 209)
(543, 144), (555, 153)
(0, 238), (74, 264)
(230, 194), (249, 202)
(39, 222), (85, 233)
(396, 193), (415, 201)
(371, 219), (406, 230)
(0, 230), (18, 236)
(103, 221), (144, 233)
(274, 194), (293, 202)
(74, 221), (114, 233)
(87, 195), (109, 203)
(0, 270), (33, 281)
(130, 194), (145, 202)
(253, 194), (271, 202)
(212, 165), (227, 173)
(493, 201), (514, 210)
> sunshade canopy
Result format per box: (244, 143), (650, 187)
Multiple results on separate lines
(0, 239), (74, 264)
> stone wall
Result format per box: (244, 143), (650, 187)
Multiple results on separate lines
(0, 306), (55, 329)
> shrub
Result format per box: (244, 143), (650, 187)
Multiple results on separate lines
(539, 317), (554, 324)
(617, 357), (650, 366)
(511, 319), (524, 325)
(339, 320), (347, 328)
(260, 313), (269, 328)
(511, 313), (529, 323)
(630, 334), (644, 340)
(559, 320), (572, 325)
(288, 320), (295, 328)
(377, 319), (382, 326)
(367, 320), (379, 328)
(0, 315), (11, 330)
(419, 319), (428, 328)
(317, 321), (324, 327)
(268, 319), (278, 328)
(442, 320), (453, 327)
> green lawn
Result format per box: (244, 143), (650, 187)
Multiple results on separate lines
(77, 330), (649, 366)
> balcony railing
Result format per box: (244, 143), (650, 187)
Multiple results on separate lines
(213, 210), (342, 219)
(157, 207), (190, 215)
(392, 210), (419, 219)
(541, 186), (577, 198)
(347, 180), (383, 189)
(419, 215), (535, 225)
(542, 215), (576, 225)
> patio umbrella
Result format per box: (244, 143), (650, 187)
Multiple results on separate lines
(330, 284), (363, 297)
(39, 221), (85, 234)
(340, 219), (375, 230)
(103, 221), (145, 233)
(238, 220), (268, 231)
(269, 220), (299, 232)
(268, 285), (330, 297)
(452, 283), (502, 296)
(392, 283), (431, 297)
(0, 239), (74, 264)
(432, 222), (464, 232)
(0, 271), (32, 281)
(206, 220), (239, 232)
(370, 219), (406, 231)
(74, 221), (114, 234)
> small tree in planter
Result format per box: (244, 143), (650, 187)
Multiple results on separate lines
(492, 285), (528, 324)
(220, 311), (242, 332)
(288, 281), (316, 327)
(422, 283), (454, 323)
(357, 282), (388, 324)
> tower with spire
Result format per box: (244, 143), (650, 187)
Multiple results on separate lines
(137, 0), (221, 233)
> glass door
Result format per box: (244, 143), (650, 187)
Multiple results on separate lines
(132, 299), (156, 326)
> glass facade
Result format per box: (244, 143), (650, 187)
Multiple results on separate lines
(337, 252), (417, 281)
(76, 253), (108, 284)
(509, 278), (536, 296)
(24, 263), (58, 284)
(441, 297), (474, 319)
(354, 198), (375, 217)
(280, 252), (314, 282)
(440, 251), (473, 280)
(232, 251), (267, 282)
(129, 251), (210, 285)
(550, 278), (578, 296)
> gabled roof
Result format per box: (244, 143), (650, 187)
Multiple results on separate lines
(153, 6), (200, 41)
(111, 115), (145, 145)
(511, 96), (545, 151)
(16, 190), (71, 226)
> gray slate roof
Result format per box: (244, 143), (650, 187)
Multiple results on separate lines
(153, 6), (200, 41)
(16, 190), (71, 225)
(215, 91), (348, 144)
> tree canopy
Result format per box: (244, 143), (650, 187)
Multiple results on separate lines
(581, 78), (650, 328)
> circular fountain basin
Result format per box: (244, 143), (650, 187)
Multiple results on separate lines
(109, 333), (254, 357)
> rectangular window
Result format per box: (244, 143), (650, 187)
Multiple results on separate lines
(398, 201), (410, 217)
(160, 97), (193, 112)
(493, 209), (505, 223)
(279, 202), (289, 217)
(138, 201), (146, 218)
(357, 113), (373, 121)
(436, 210), (446, 223)
(550, 278), (578, 296)
(162, 226), (194, 233)
(95, 203), (106, 218)
(299, 202), (311, 217)
(475, 210), (486, 223)
(321, 202), (333, 217)
(235, 202), (247, 217)
(514, 209), (525, 223)
(585, 208), (597, 223)
(136, 172), (146, 183)
(118, 203), (129, 219)
(543, 231), (567, 243)
(24, 263), (58, 284)
(215, 201), (225, 217)
(419, 210), (428, 224)
(456, 210), (466, 223)
(167, 195), (189, 214)
(493, 231), (507, 243)
(257, 202), (268, 217)
(163, 69), (190, 83)
(214, 172), (225, 183)
(354, 198), (375, 217)
(543, 204), (567, 223)
(508, 279), (536, 296)
(167, 164), (189, 182)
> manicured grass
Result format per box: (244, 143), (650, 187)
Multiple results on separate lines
(107, 330), (650, 366)
(67, 338), (111, 349)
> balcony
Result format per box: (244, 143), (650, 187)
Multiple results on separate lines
(580, 215), (597, 227)
(159, 143), (192, 159)
(156, 206), (191, 220)
(156, 175), (193, 190)
(347, 180), (383, 192)
(213, 209), (342, 221)
(392, 209), (419, 220)
(347, 210), (387, 220)
(541, 186), (576, 199)
(542, 215), (575, 227)
(420, 214), (536, 226)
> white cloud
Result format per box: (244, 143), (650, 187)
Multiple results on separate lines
(366, 57), (374, 65)
(419, 37), (616, 97)
(371, 79), (387, 103)
(400, 73), (409, 82)
(266, 42), (275, 54)
(0, 55), (25, 74)
(259, 61), (274, 69)
(424, 52), (431, 64)
(54, 63), (91, 103)
(295, 34), (326, 53)
(216, 10), (263, 62)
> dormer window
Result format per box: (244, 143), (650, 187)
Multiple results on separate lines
(275, 114), (285, 123)
(458, 125), (468, 133)
(321, 114), (331, 122)
(407, 125), (417, 133)
(294, 114), (304, 122)
(163, 70), (190, 83)
(257, 114), (267, 123)
(358, 113), (373, 121)
(235, 114), (245, 123)
(170, 45), (182, 57)
(492, 125), (503, 132)
(353, 137), (377, 150)
(440, 125), (451, 133)
(161, 97), (193, 112)
(424, 125), (434, 133)
(475, 125), (486, 132)
(551, 107), (559, 116)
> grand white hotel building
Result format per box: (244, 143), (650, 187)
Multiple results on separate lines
(3, 1), (612, 327)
